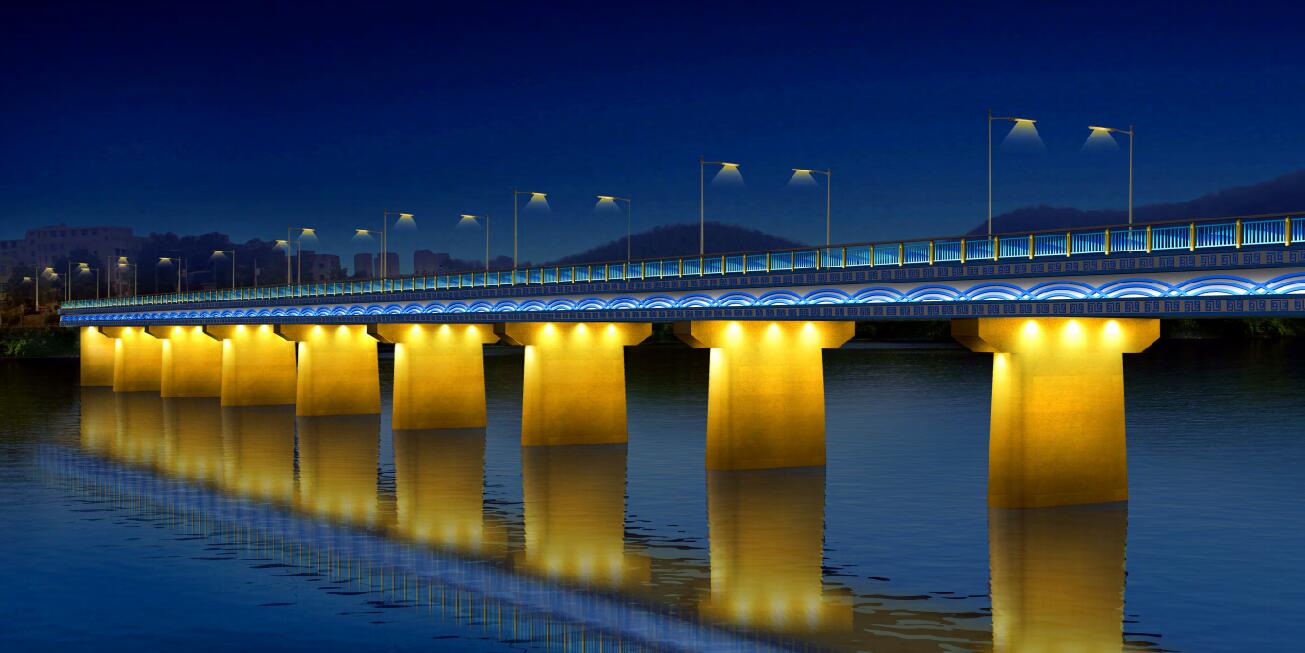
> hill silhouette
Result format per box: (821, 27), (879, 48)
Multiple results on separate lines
(552, 222), (804, 265)
(973, 168), (1305, 235)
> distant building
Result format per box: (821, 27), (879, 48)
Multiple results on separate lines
(353, 252), (373, 278)
(0, 224), (137, 279)
(374, 252), (400, 277)
(413, 250), (451, 275)
(293, 251), (342, 283)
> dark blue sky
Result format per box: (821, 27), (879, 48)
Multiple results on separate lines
(2, 1), (1303, 269)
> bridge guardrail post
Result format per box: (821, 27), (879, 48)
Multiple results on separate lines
(1189, 222), (1196, 251)
(1104, 228), (1111, 255)
(1027, 234), (1034, 260)
(960, 239), (967, 263)
(1287, 217), (1294, 246)
(1145, 225), (1152, 253)
(898, 242), (904, 266)
(1235, 219), (1243, 248)
(929, 241), (935, 265)
(1065, 232), (1071, 257)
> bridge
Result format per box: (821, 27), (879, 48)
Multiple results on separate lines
(60, 213), (1305, 509)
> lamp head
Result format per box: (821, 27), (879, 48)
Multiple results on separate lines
(530, 192), (546, 198)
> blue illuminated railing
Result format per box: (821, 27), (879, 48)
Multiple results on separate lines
(61, 212), (1305, 310)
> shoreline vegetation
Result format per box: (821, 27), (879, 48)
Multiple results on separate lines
(3, 319), (1303, 359)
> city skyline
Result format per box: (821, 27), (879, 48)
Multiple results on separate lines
(4, 2), (1305, 266)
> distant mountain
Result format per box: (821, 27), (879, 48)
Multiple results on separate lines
(553, 222), (804, 265)
(973, 169), (1305, 235)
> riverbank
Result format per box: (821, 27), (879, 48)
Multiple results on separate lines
(0, 327), (78, 358)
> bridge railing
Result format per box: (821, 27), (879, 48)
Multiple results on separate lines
(62, 213), (1305, 310)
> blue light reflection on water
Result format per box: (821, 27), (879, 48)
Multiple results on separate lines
(1, 339), (1303, 652)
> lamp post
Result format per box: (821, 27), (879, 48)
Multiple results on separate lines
(512, 190), (546, 269)
(459, 215), (492, 272)
(987, 110), (1038, 236)
(212, 250), (236, 290)
(700, 158), (740, 255)
(158, 257), (187, 293)
(77, 262), (100, 299)
(596, 196), (633, 264)
(1087, 125), (1136, 225)
(117, 257), (137, 296)
(791, 168), (832, 246)
(376, 211), (415, 279)
(283, 227), (315, 286)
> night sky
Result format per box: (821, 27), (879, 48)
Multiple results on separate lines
(3, 1), (1303, 270)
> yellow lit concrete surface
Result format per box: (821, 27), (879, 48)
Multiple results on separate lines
(953, 317), (1159, 508)
(499, 322), (651, 446)
(101, 326), (163, 393)
(394, 428), (505, 555)
(161, 397), (225, 484)
(373, 324), (498, 430)
(701, 468), (851, 633)
(79, 326), (115, 387)
(80, 387), (118, 455)
(148, 325), (222, 398)
(113, 391), (165, 467)
(204, 325), (297, 407)
(989, 505), (1126, 652)
(675, 320), (854, 470)
(222, 405), (296, 504)
(277, 324), (380, 416)
(297, 415), (381, 526)
(520, 444), (649, 586)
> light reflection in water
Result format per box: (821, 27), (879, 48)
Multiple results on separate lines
(989, 504), (1127, 653)
(70, 378), (1140, 652)
(703, 467), (852, 633)
(297, 415), (381, 526)
(393, 428), (506, 555)
(520, 444), (650, 586)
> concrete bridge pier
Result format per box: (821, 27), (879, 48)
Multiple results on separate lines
(148, 326), (221, 398)
(79, 326), (115, 387)
(99, 326), (163, 393)
(989, 505), (1126, 651)
(498, 322), (651, 446)
(953, 317), (1159, 508)
(372, 324), (499, 430)
(276, 324), (380, 416)
(203, 325), (297, 407)
(675, 320), (854, 470)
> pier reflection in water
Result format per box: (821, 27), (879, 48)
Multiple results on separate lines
(59, 354), (1175, 653)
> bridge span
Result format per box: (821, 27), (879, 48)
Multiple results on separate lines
(60, 213), (1305, 508)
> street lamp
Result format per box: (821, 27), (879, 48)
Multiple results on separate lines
(512, 190), (547, 269)
(987, 110), (1038, 236)
(371, 211), (415, 279)
(282, 227), (315, 286)
(212, 250), (236, 290)
(1086, 125), (1136, 225)
(790, 168), (832, 246)
(117, 257), (137, 297)
(700, 158), (740, 255)
(158, 257), (187, 293)
(33, 267), (55, 311)
(458, 215), (492, 272)
(595, 196), (633, 264)
(74, 262), (100, 300)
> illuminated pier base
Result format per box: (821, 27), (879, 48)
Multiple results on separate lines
(147, 326), (221, 398)
(277, 325), (380, 416)
(204, 325), (297, 407)
(79, 327), (115, 387)
(953, 317), (1159, 508)
(297, 415), (381, 525)
(989, 505), (1126, 651)
(520, 444), (649, 586)
(373, 324), (499, 430)
(161, 397), (224, 484)
(499, 322), (651, 446)
(222, 405), (296, 504)
(394, 428), (505, 554)
(701, 468), (851, 632)
(676, 320), (854, 470)
(101, 326), (163, 393)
